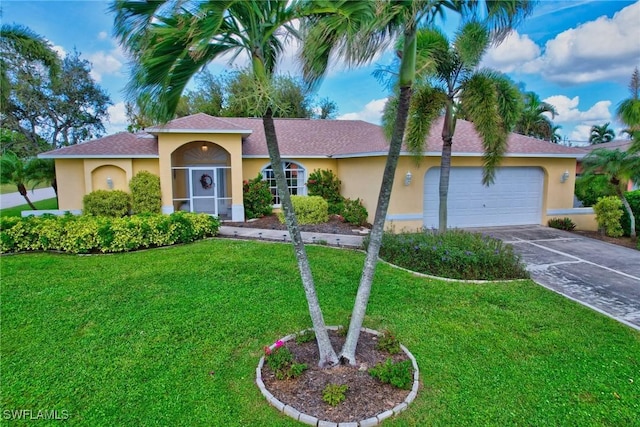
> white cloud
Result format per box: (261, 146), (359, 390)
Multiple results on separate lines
(98, 31), (108, 40)
(569, 124), (593, 145)
(543, 95), (612, 124)
(105, 102), (128, 134)
(526, 2), (640, 84)
(337, 98), (387, 124)
(481, 31), (540, 72)
(51, 44), (66, 59)
(86, 49), (124, 82)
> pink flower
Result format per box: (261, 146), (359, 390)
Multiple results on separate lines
(275, 340), (284, 348)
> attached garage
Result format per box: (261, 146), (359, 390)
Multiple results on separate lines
(423, 167), (544, 228)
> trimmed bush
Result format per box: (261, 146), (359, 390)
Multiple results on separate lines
(593, 196), (624, 237)
(307, 169), (343, 212)
(368, 229), (529, 280)
(0, 212), (219, 254)
(83, 190), (131, 217)
(278, 195), (328, 225)
(620, 190), (640, 237)
(548, 217), (576, 231)
(243, 174), (273, 219)
(342, 198), (368, 226)
(129, 171), (161, 214)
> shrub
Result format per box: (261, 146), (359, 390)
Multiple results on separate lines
(264, 344), (307, 380)
(278, 195), (328, 225)
(620, 190), (640, 237)
(593, 196), (624, 237)
(307, 169), (343, 210)
(575, 174), (615, 207)
(376, 330), (401, 355)
(83, 190), (131, 217)
(295, 329), (316, 344)
(243, 174), (273, 219)
(367, 229), (529, 281)
(322, 384), (348, 406)
(0, 213), (219, 254)
(341, 198), (369, 226)
(548, 217), (576, 231)
(369, 359), (413, 390)
(129, 171), (161, 214)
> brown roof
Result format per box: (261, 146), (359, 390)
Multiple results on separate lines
(39, 132), (158, 158)
(575, 139), (633, 153)
(40, 113), (586, 159)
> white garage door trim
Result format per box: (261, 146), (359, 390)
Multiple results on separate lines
(423, 167), (544, 228)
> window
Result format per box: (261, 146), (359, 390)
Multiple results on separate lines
(261, 161), (306, 205)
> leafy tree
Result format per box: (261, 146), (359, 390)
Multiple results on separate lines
(176, 69), (225, 117)
(616, 67), (640, 153)
(0, 128), (49, 158)
(580, 148), (640, 238)
(514, 91), (557, 140)
(0, 152), (38, 209)
(316, 97), (338, 119)
(302, 0), (535, 364)
(25, 157), (57, 196)
(382, 23), (522, 232)
(1, 30), (112, 150)
(589, 122), (615, 144)
(111, 0), (370, 368)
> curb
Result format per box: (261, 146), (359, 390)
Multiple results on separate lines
(256, 327), (419, 426)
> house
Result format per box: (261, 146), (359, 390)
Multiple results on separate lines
(39, 113), (595, 230)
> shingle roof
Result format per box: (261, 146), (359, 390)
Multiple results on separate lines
(575, 139), (633, 153)
(39, 132), (158, 158)
(40, 113), (586, 159)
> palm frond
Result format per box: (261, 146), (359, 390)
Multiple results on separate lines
(405, 85), (447, 161)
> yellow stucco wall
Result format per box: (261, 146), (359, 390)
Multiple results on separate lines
(133, 159), (160, 175)
(55, 159), (86, 210)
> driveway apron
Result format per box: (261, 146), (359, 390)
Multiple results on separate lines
(473, 226), (640, 331)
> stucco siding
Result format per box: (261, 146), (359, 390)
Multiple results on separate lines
(55, 159), (86, 210)
(133, 159), (160, 176)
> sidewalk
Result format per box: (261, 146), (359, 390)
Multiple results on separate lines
(0, 188), (56, 209)
(218, 225), (365, 248)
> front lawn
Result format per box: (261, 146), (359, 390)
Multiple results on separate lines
(2, 239), (638, 425)
(0, 197), (58, 218)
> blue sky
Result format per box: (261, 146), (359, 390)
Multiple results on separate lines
(3, 0), (639, 146)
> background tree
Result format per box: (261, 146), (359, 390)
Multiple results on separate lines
(589, 122), (616, 144)
(0, 128), (48, 158)
(176, 69), (225, 117)
(316, 97), (338, 119)
(580, 148), (640, 238)
(1, 27), (112, 151)
(514, 91), (557, 140)
(0, 152), (38, 209)
(617, 67), (640, 152)
(25, 157), (58, 196)
(302, 0), (535, 364)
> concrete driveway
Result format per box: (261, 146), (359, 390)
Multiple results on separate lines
(473, 225), (640, 331)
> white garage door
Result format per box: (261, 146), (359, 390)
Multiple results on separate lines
(423, 167), (544, 228)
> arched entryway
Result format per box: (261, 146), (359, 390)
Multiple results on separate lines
(171, 141), (232, 219)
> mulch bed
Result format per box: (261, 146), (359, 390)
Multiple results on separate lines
(225, 214), (370, 235)
(261, 329), (414, 423)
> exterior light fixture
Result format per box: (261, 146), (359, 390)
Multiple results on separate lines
(201, 144), (209, 152)
(106, 177), (113, 189)
(404, 171), (412, 186)
(560, 170), (570, 183)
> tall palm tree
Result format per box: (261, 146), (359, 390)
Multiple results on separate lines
(514, 91), (557, 140)
(301, 0), (535, 365)
(589, 122), (616, 144)
(550, 124), (563, 144)
(617, 67), (640, 153)
(581, 148), (640, 238)
(0, 151), (38, 210)
(383, 23), (522, 232)
(111, 0), (380, 367)
(25, 157), (57, 196)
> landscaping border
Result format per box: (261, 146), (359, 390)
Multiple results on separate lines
(255, 326), (420, 426)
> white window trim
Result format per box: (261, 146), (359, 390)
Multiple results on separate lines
(261, 161), (307, 207)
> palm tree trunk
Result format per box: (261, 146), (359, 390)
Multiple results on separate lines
(262, 109), (339, 368)
(620, 194), (637, 238)
(438, 104), (455, 233)
(339, 84), (413, 365)
(17, 183), (37, 210)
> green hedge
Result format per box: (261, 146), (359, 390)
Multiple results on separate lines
(278, 195), (328, 225)
(83, 190), (131, 217)
(0, 212), (220, 254)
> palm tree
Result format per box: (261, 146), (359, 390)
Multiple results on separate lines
(550, 124), (563, 144)
(0, 151), (38, 210)
(514, 91), (557, 140)
(617, 67), (640, 153)
(301, 0), (535, 364)
(383, 23), (522, 232)
(111, 0), (381, 368)
(26, 157), (57, 196)
(589, 122), (616, 144)
(581, 149), (640, 238)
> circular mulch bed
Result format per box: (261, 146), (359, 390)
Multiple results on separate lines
(256, 327), (419, 425)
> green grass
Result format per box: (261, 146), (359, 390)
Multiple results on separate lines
(0, 198), (58, 218)
(2, 239), (639, 426)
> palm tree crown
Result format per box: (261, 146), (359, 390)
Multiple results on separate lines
(589, 122), (616, 144)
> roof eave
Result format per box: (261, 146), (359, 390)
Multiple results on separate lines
(38, 154), (160, 159)
(147, 128), (253, 137)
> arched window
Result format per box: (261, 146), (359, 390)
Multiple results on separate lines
(261, 161), (306, 205)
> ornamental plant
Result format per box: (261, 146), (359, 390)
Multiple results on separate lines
(129, 171), (161, 214)
(83, 190), (131, 217)
(322, 383), (348, 406)
(264, 341), (307, 380)
(243, 173), (273, 219)
(547, 217), (576, 231)
(376, 329), (401, 355)
(277, 195), (328, 225)
(369, 359), (413, 390)
(306, 169), (343, 213)
(593, 196), (624, 237)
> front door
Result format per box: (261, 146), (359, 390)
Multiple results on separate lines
(191, 168), (217, 215)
